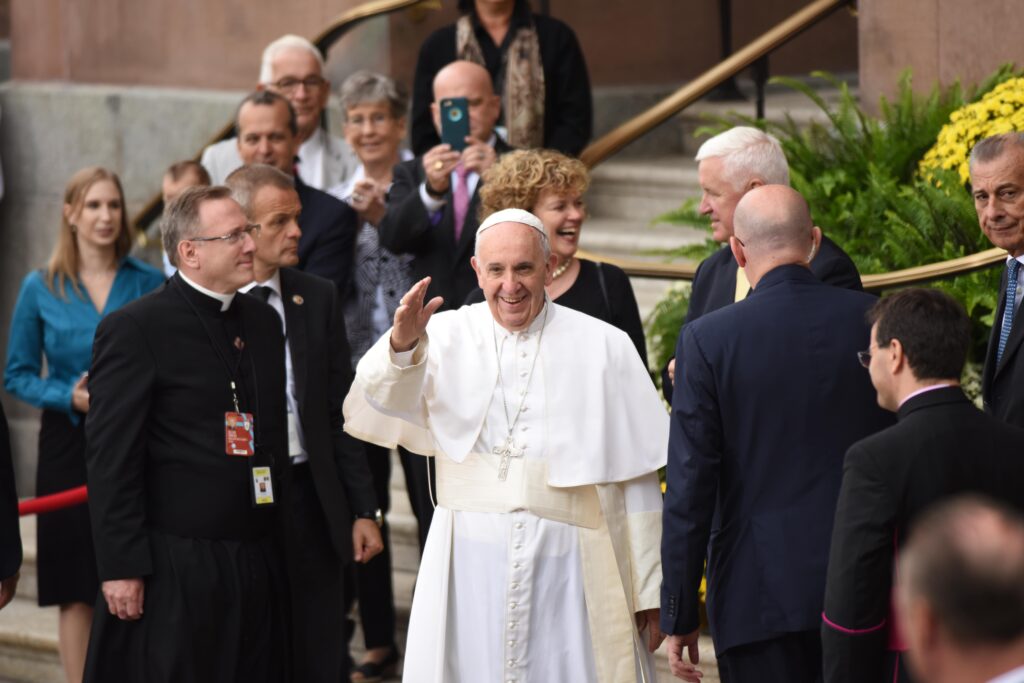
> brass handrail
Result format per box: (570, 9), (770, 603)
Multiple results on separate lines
(579, 0), (852, 168)
(578, 247), (1008, 294)
(132, 0), (441, 235)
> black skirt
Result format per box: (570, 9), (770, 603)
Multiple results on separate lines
(35, 409), (99, 606)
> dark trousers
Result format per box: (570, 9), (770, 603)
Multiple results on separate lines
(286, 462), (347, 683)
(348, 444), (436, 651)
(717, 631), (823, 683)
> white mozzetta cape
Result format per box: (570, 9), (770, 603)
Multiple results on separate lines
(343, 301), (668, 487)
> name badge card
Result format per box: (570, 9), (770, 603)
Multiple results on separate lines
(251, 466), (275, 505)
(225, 412), (255, 456)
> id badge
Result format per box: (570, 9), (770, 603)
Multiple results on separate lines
(251, 466), (275, 506)
(225, 412), (255, 456)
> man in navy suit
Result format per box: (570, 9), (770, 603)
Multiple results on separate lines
(973, 133), (1024, 429)
(661, 185), (891, 682)
(235, 90), (359, 297)
(662, 126), (861, 401)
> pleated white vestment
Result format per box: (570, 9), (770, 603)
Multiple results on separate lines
(344, 301), (669, 683)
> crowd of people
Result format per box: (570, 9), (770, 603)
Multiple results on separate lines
(0, 2), (1022, 682)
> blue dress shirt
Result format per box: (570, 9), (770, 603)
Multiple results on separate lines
(4, 256), (164, 424)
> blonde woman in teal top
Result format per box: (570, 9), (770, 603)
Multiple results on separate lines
(3, 167), (163, 683)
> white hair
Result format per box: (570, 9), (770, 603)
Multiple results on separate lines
(695, 126), (790, 190)
(259, 35), (325, 84)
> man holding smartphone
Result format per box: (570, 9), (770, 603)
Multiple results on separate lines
(379, 60), (511, 309)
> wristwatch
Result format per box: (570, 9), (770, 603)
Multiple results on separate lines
(355, 509), (384, 527)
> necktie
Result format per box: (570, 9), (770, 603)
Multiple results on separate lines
(997, 259), (1020, 366)
(452, 163), (470, 244)
(250, 285), (273, 303)
(734, 267), (751, 302)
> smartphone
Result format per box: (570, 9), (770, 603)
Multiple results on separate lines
(440, 97), (470, 152)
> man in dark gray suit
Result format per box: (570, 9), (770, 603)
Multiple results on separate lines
(973, 133), (1024, 428)
(227, 164), (383, 683)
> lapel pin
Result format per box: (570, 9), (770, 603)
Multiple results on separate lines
(292, 295), (304, 305)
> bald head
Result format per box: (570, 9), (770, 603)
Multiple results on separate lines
(729, 185), (821, 287)
(431, 60), (501, 143)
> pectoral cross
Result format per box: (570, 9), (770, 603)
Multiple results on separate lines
(493, 436), (524, 481)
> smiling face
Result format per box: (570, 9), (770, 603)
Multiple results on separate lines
(343, 100), (406, 168)
(250, 184), (303, 271)
(471, 222), (555, 332)
(66, 179), (123, 252)
(237, 100), (298, 175)
(698, 156), (750, 243)
(971, 145), (1024, 257)
(532, 189), (585, 263)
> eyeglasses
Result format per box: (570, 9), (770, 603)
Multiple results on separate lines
(271, 76), (327, 94)
(189, 224), (261, 245)
(857, 350), (871, 368)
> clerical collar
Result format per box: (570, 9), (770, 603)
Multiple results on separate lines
(240, 271), (282, 299)
(178, 271), (236, 311)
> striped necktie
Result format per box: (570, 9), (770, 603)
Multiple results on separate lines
(997, 259), (1020, 366)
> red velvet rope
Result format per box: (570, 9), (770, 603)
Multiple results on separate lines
(18, 485), (88, 516)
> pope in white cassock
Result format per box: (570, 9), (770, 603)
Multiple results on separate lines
(344, 209), (669, 683)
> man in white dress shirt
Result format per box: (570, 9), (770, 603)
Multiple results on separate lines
(896, 495), (1024, 683)
(201, 34), (357, 188)
(344, 208), (668, 682)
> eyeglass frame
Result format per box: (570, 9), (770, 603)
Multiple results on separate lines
(187, 223), (261, 245)
(271, 76), (327, 93)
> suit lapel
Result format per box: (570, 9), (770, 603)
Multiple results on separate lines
(280, 271), (309, 411)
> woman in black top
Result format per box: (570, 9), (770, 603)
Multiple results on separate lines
(475, 149), (648, 365)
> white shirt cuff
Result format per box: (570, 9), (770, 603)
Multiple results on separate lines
(419, 182), (447, 212)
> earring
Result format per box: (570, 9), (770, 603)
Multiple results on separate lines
(70, 224), (78, 233)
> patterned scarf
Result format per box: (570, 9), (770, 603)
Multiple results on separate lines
(456, 14), (545, 149)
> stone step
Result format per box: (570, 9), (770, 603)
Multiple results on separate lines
(588, 157), (702, 222)
(0, 598), (61, 683)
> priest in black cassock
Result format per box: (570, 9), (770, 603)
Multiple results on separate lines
(83, 186), (292, 682)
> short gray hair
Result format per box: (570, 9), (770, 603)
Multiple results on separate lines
(162, 186), (233, 267)
(969, 132), (1024, 174)
(259, 34), (324, 85)
(339, 71), (409, 121)
(696, 126), (790, 190)
(225, 164), (295, 218)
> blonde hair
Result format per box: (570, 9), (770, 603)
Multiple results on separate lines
(479, 149), (590, 220)
(47, 167), (132, 298)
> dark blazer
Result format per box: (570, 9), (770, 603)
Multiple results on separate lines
(295, 175), (359, 298)
(661, 234), (863, 401)
(0, 402), (21, 583)
(661, 265), (892, 655)
(85, 274), (290, 579)
(982, 260), (1024, 428)
(277, 268), (377, 564)
(822, 386), (1024, 683)
(379, 138), (513, 309)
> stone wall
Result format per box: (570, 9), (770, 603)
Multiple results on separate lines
(859, 0), (1024, 108)
(0, 82), (243, 494)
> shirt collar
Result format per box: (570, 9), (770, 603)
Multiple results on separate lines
(240, 271), (282, 300)
(897, 382), (957, 409)
(178, 270), (235, 311)
(987, 665), (1024, 683)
